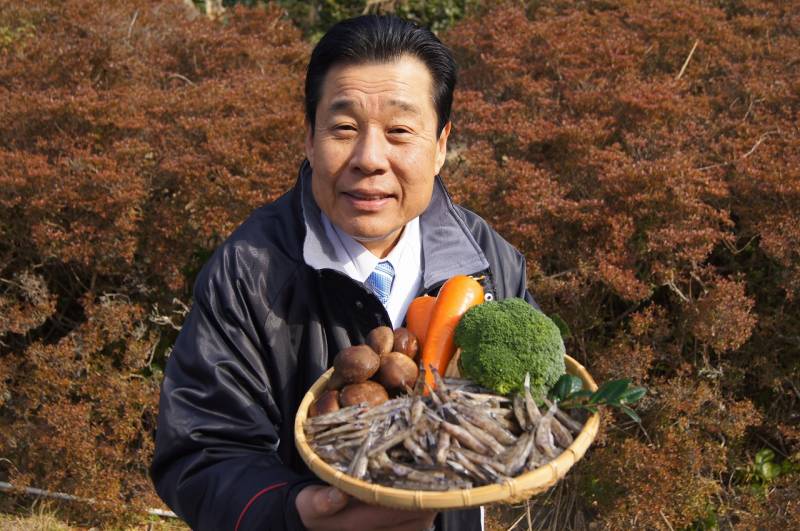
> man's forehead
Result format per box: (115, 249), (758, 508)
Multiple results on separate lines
(327, 97), (423, 114)
(319, 57), (434, 116)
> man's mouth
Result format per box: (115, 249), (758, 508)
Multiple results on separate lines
(346, 191), (390, 200)
(343, 190), (394, 210)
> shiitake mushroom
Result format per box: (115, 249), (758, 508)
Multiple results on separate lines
(308, 390), (340, 418)
(377, 352), (419, 393)
(339, 381), (389, 407)
(366, 326), (394, 356)
(333, 345), (380, 384)
(325, 369), (346, 391)
(392, 328), (419, 359)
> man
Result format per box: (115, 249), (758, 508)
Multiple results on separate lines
(151, 14), (538, 531)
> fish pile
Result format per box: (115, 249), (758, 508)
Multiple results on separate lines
(303, 371), (585, 491)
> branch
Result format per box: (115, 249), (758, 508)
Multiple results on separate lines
(676, 39), (699, 80)
(742, 130), (777, 159)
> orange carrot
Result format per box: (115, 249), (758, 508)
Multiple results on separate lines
(421, 275), (484, 391)
(405, 295), (436, 345)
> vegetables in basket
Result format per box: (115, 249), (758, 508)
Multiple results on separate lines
(455, 298), (565, 400)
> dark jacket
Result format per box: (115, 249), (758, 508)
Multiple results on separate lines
(151, 162), (537, 530)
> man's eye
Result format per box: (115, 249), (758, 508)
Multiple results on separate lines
(389, 127), (411, 134)
(334, 124), (356, 132)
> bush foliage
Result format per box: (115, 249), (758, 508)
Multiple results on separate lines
(1, 0), (798, 527)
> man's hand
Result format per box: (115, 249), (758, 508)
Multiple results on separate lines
(296, 485), (437, 531)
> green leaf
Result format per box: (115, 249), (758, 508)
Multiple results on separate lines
(620, 386), (646, 404)
(755, 448), (774, 466)
(760, 461), (781, 482)
(569, 390), (595, 400)
(588, 379), (631, 405)
(549, 374), (584, 401)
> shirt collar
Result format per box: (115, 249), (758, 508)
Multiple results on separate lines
(321, 213), (419, 282)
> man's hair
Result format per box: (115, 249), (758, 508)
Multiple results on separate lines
(305, 15), (457, 135)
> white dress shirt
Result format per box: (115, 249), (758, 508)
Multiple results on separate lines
(321, 214), (422, 328)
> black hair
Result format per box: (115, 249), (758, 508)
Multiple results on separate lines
(305, 15), (457, 136)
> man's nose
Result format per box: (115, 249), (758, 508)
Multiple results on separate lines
(350, 127), (389, 175)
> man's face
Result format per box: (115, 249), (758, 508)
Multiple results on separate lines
(305, 55), (451, 258)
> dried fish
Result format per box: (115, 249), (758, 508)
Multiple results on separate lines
(454, 390), (512, 405)
(456, 447), (508, 476)
(304, 372), (586, 491)
(523, 373), (542, 426)
(453, 414), (506, 454)
(543, 398), (584, 434)
(312, 421), (369, 441)
(306, 402), (367, 425)
(431, 368), (449, 392)
(348, 423), (380, 479)
(440, 421), (489, 454)
(491, 413), (520, 433)
(403, 436), (434, 465)
(451, 450), (488, 482)
(506, 432), (536, 477)
(455, 405), (517, 445)
(526, 440), (545, 470)
(550, 415), (574, 449)
(534, 413), (560, 460)
(410, 396), (425, 426)
(513, 394), (528, 431)
(369, 427), (415, 457)
(313, 444), (345, 463)
(434, 430), (450, 465)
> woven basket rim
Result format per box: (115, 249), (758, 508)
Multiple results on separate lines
(294, 354), (600, 509)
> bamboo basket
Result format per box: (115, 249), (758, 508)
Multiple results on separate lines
(294, 355), (600, 509)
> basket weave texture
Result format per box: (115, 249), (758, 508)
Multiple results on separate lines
(294, 355), (600, 509)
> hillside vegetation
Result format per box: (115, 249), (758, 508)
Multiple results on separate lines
(1, 0), (798, 528)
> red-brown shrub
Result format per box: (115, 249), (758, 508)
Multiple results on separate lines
(1, 0), (797, 527)
(0, 0), (308, 522)
(444, 0), (799, 526)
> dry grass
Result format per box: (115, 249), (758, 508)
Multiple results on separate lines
(0, 500), (73, 531)
(0, 500), (188, 531)
(485, 474), (590, 531)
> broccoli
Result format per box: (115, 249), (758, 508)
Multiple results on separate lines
(455, 298), (566, 400)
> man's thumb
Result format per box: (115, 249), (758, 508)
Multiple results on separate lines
(311, 486), (348, 516)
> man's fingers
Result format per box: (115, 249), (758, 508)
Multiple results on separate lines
(376, 511), (436, 531)
(296, 484), (350, 525)
(312, 486), (349, 516)
(297, 485), (437, 531)
(337, 502), (437, 530)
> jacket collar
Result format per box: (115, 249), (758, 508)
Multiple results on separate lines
(299, 160), (489, 291)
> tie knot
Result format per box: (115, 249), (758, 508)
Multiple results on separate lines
(366, 261), (395, 305)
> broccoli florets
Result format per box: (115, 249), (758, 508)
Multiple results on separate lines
(455, 298), (566, 400)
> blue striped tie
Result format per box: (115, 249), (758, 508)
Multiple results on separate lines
(365, 261), (395, 305)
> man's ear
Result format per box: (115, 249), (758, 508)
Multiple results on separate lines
(434, 121), (452, 175)
(304, 121), (314, 167)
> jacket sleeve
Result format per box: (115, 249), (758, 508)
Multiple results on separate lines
(150, 249), (317, 531)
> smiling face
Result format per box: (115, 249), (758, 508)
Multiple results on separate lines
(305, 55), (451, 258)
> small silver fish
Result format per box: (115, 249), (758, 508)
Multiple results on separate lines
(455, 405), (517, 445)
(453, 414), (506, 454)
(403, 436), (434, 465)
(513, 394), (528, 431)
(542, 397), (584, 434)
(440, 421), (489, 454)
(534, 413), (560, 460)
(523, 373), (542, 426)
(506, 431), (536, 477)
(435, 430), (451, 465)
(545, 402), (575, 448)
